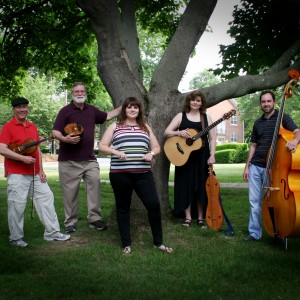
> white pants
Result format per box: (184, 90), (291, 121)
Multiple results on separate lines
(7, 174), (61, 241)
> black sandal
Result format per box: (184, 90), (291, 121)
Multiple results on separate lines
(197, 219), (207, 228)
(182, 219), (192, 227)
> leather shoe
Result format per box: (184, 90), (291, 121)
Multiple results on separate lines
(244, 235), (257, 241)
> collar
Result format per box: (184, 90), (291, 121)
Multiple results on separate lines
(261, 109), (278, 120)
(70, 101), (88, 110)
(12, 116), (31, 127)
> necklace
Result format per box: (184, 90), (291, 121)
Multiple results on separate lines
(125, 123), (138, 131)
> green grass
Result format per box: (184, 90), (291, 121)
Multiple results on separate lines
(1, 166), (300, 300)
(98, 163), (246, 183)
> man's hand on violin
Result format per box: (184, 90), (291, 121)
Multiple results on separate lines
(22, 156), (36, 165)
(65, 134), (81, 144)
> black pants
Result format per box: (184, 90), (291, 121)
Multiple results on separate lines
(109, 172), (163, 248)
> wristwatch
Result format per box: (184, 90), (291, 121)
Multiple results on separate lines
(150, 151), (155, 157)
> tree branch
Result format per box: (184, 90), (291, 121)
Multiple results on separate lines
(77, 0), (146, 105)
(202, 61), (300, 107)
(151, 0), (218, 90)
(266, 38), (300, 73)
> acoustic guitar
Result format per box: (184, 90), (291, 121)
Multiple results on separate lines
(164, 110), (236, 166)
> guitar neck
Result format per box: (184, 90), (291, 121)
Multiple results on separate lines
(193, 117), (224, 141)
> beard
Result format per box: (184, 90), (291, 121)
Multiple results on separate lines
(262, 106), (275, 114)
(72, 95), (87, 103)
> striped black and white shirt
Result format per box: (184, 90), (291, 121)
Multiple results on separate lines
(110, 124), (151, 173)
(250, 110), (298, 167)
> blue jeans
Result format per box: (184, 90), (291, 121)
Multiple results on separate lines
(248, 164), (267, 239)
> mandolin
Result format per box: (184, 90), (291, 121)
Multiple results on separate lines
(164, 110), (236, 166)
(206, 165), (224, 231)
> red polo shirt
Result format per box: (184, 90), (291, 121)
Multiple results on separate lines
(0, 117), (40, 177)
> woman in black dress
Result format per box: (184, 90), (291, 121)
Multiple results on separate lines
(164, 90), (216, 228)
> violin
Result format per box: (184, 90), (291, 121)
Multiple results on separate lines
(262, 69), (300, 239)
(205, 165), (224, 231)
(8, 137), (52, 155)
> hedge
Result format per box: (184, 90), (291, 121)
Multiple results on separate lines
(215, 142), (249, 163)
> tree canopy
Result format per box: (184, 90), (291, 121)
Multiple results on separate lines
(0, 0), (186, 102)
(215, 0), (300, 78)
(1, 0), (300, 212)
(1, 0), (299, 103)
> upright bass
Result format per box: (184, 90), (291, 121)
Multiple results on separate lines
(262, 69), (300, 239)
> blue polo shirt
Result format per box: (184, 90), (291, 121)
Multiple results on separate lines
(53, 101), (107, 161)
(250, 110), (298, 167)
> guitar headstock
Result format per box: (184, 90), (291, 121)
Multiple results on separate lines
(223, 109), (236, 120)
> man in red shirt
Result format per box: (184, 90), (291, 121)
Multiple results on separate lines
(0, 97), (70, 247)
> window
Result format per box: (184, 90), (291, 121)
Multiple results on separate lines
(231, 115), (237, 125)
(230, 132), (237, 142)
(217, 122), (225, 134)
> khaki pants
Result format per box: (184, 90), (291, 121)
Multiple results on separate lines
(7, 174), (60, 241)
(58, 160), (101, 227)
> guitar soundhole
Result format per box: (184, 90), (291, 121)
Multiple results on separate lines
(186, 138), (193, 146)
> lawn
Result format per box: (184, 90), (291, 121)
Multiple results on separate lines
(99, 162), (246, 183)
(1, 164), (300, 300)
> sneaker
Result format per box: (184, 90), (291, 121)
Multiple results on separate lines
(65, 226), (76, 234)
(244, 235), (257, 241)
(89, 220), (108, 231)
(44, 232), (71, 241)
(10, 239), (28, 248)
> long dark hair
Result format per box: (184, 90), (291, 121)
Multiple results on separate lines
(183, 90), (207, 114)
(119, 97), (149, 134)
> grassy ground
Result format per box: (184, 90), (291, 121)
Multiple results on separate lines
(1, 165), (300, 300)
(99, 163), (246, 183)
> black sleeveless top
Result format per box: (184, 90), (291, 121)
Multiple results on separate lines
(173, 112), (210, 218)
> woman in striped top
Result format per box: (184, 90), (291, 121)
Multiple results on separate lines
(99, 97), (173, 255)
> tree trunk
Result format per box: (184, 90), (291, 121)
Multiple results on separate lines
(77, 0), (300, 215)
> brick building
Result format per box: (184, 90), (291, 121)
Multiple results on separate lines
(207, 99), (244, 144)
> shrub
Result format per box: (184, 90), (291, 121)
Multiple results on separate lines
(40, 144), (49, 153)
(235, 143), (249, 163)
(215, 149), (237, 163)
(215, 143), (249, 163)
